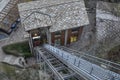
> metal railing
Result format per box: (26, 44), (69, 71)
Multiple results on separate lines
(58, 46), (120, 74)
(44, 44), (120, 80)
(34, 47), (82, 80)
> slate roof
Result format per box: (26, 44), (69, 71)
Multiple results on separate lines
(23, 12), (52, 31)
(0, 0), (19, 22)
(18, 0), (89, 32)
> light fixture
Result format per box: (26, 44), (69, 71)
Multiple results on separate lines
(34, 33), (38, 36)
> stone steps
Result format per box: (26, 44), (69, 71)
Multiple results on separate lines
(2, 55), (24, 67)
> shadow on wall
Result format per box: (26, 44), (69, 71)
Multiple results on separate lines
(0, 29), (8, 40)
(0, 28), (9, 35)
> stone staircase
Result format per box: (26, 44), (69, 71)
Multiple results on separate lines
(2, 55), (25, 67)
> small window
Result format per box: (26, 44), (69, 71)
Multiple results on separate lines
(55, 31), (61, 35)
(55, 31), (61, 37)
(70, 36), (77, 42)
(55, 39), (61, 45)
(71, 27), (79, 32)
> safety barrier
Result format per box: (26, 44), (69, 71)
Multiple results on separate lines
(44, 44), (120, 80)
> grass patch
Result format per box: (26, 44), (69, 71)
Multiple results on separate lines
(108, 45), (120, 64)
(0, 63), (21, 79)
(2, 41), (32, 58)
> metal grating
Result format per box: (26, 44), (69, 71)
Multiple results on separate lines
(35, 47), (85, 80)
(44, 44), (120, 80)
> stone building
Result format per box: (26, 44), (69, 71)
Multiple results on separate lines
(18, 0), (120, 60)
(18, 0), (89, 50)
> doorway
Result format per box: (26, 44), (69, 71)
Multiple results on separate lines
(31, 29), (47, 47)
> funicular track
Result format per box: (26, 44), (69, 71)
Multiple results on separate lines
(58, 46), (120, 75)
(34, 44), (120, 80)
(34, 47), (86, 80)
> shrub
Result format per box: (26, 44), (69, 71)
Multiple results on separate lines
(2, 41), (32, 58)
(108, 45), (120, 63)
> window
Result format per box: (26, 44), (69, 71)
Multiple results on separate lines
(70, 36), (77, 42)
(55, 31), (61, 35)
(55, 39), (61, 45)
(71, 27), (79, 33)
(55, 31), (61, 37)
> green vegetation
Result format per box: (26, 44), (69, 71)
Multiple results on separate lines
(0, 63), (21, 79)
(0, 63), (40, 80)
(113, 4), (120, 17)
(108, 45), (120, 64)
(2, 41), (32, 58)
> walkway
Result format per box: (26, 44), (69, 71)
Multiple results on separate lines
(35, 44), (120, 80)
(35, 47), (86, 80)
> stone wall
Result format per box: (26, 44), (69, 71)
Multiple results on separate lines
(94, 10), (120, 58)
(69, 0), (120, 59)
(69, 0), (97, 52)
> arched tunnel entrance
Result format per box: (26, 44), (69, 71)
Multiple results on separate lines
(30, 29), (47, 47)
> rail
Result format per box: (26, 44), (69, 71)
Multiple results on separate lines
(58, 46), (120, 74)
(34, 47), (83, 80)
(44, 44), (120, 80)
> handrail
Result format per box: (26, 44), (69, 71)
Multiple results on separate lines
(59, 46), (120, 73)
(44, 44), (120, 80)
(35, 47), (69, 80)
